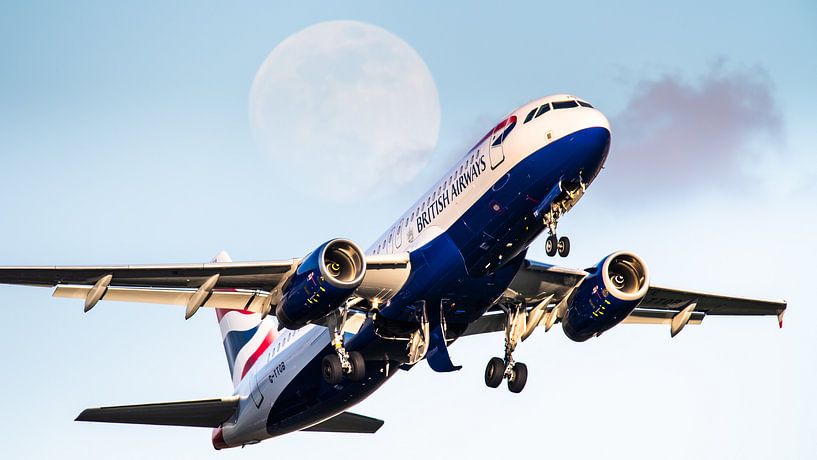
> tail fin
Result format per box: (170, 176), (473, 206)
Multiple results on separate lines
(212, 251), (280, 388)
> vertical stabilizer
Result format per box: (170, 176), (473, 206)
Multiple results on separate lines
(211, 251), (280, 388)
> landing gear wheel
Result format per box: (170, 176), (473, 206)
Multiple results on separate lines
(507, 362), (528, 393)
(322, 354), (343, 385)
(347, 351), (366, 382)
(484, 357), (504, 388)
(545, 235), (558, 257)
(557, 236), (570, 257)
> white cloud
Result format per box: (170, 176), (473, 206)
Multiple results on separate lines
(599, 62), (792, 202)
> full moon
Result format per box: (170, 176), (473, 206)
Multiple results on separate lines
(249, 21), (441, 200)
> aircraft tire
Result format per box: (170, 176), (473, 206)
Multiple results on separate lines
(507, 362), (528, 393)
(485, 357), (505, 388)
(322, 354), (343, 385)
(348, 351), (366, 381)
(545, 235), (558, 257)
(558, 236), (570, 257)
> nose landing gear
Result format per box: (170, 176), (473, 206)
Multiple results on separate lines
(541, 178), (585, 258)
(545, 235), (570, 258)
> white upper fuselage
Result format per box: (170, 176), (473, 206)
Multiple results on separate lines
(368, 94), (609, 256)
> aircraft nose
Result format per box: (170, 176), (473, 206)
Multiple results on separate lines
(567, 125), (611, 184)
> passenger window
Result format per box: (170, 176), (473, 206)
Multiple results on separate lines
(524, 108), (537, 123)
(553, 100), (579, 109)
(535, 104), (550, 118)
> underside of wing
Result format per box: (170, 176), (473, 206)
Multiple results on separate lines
(469, 258), (787, 338)
(0, 251), (411, 318)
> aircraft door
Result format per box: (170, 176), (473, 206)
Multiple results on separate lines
(251, 371), (265, 408)
(489, 132), (504, 169)
(488, 115), (517, 170)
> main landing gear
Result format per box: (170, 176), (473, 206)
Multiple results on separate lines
(484, 304), (529, 393)
(322, 306), (366, 385)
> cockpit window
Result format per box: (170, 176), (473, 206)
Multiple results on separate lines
(578, 101), (593, 108)
(535, 103), (551, 118)
(552, 100), (579, 109)
(523, 108), (536, 124)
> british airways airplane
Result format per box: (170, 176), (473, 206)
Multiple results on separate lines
(0, 94), (786, 449)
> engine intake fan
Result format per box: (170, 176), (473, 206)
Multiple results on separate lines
(275, 239), (366, 330)
(562, 251), (649, 342)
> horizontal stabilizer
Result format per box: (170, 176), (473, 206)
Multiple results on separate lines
(301, 411), (384, 434)
(76, 397), (239, 428)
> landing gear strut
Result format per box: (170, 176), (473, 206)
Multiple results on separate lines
(542, 178), (587, 258)
(484, 303), (529, 393)
(544, 213), (571, 258)
(322, 305), (366, 385)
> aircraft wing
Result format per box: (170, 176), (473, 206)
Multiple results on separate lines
(464, 259), (786, 337)
(0, 253), (410, 317)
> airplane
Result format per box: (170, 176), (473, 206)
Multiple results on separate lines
(0, 94), (786, 449)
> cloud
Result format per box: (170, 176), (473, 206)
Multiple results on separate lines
(600, 62), (785, 201)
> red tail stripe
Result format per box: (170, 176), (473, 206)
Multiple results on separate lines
(215, 308), (256, 322)
(239, 331), (276, 379)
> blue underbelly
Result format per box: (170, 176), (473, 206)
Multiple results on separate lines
(264, 127), (610, 436)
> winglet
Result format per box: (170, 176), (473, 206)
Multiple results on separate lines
(777, 310), (785, 329)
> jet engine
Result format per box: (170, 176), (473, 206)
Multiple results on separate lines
(275, 239), (366, 330)
(561, 251), (649, 342)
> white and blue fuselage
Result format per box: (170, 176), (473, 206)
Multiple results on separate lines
(217, 94), (611, 448)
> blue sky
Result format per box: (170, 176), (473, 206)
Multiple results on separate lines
(1, 1), (815, 458)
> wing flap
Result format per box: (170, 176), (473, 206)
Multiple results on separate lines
(53, 285), (270, 312)
(75, 397), (239, 428)
(301, 411), (384, 433)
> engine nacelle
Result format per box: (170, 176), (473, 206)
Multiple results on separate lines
(275, 239), (366, 330)
(562, 251), (649, 342)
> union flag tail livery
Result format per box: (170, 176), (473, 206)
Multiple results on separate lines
(0, 94), (787, 448)
(212, 251), (279, 388)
